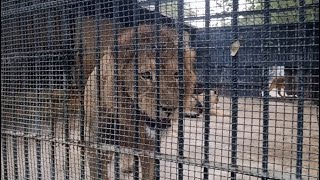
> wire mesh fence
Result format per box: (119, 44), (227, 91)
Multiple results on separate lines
(1, 0), (319, 179)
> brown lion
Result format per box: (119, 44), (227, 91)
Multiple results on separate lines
(73, 17), (198, 118)
(82, 18), (197, 179)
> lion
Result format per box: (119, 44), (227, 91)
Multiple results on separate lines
(73, 17), (198, 118)
(269, 76), (286, 97)
(189, 88), (230, 117)
(83, 19), (197, 179)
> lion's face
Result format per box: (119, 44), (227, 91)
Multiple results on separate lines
(191, 89), (220, 115)
(124, 51), (179, 129)
(117, 25), (194, 133)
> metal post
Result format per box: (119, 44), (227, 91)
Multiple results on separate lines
(77, 2), (86, 179)
(231, 0), (239, 179)
(203, 0), (211, 179)
(20, 10), (31, 180)
(112, 1), (121, 179)
(132, 0), (140, 178)
(47, 6), (56, 180)
(262, 0), (270, 179)
(94, 2), (103, 179)
(34, 8), (43, 180)
(177, 0), (185, 179)
(296, 0), (306, 179)
(154, 1), (161, 179)
(62, 5), (70, 180)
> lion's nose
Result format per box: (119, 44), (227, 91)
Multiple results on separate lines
(161, 107), (175, 117)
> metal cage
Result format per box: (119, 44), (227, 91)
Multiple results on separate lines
(1, 0), (319, 179)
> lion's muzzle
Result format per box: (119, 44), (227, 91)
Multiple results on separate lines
(145, 117), (172, 129)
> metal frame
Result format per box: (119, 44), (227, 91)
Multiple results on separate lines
(1, 0), (319, 179)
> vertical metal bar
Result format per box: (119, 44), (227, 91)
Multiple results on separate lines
(94, 1), (103, 179)
(12, 136), (19, 180)
(34, 8), (42, 180)
(47, 7), (56, 180)
(132, 1), (140, 180)
(296, 0), (306, 179)
(2, 135), (8, 179)
(177, 0), (185, 179)
(1, 33), (9, 180)
(154, 1), (161, 180)
(21, 10), (30, 180)
(24, 135), (30, 180)
(36, 130), (42, 180)
(62, 5), (70, 180)
(36, 113), (42, 180)
(203, 0), (211, 179)
(77, 2), (86, 180)
(262, 0), (271, 179)
(231, 0), (239, 179)
(112, 1), (121, 179)
(50, 111), (56, 180)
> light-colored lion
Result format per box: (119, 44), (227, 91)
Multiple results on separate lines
(269, 76), (286, 97)
(81, 17), (197, 179)
(189, 89), (230, 117)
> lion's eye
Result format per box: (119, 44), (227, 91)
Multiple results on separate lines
(174, 72), (179, 79)
(141, 71), (153, 80)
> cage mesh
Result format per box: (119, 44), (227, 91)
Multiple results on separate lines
(1, 0), (319, 179)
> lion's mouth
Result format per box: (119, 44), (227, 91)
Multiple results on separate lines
(144, 117), (171, 129)
(136, 107), (172, 130)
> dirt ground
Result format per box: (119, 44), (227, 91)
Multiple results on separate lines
(1, 97), (319, 180)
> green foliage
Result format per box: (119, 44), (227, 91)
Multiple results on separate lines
(159, 2), (196, 18)
(239, 0), (319, 26)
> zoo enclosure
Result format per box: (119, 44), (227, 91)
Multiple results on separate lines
(1, 0), (319, 180)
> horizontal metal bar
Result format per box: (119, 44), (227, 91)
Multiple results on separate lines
(1, 130), (306, 180)
(2, 50), (77, 56)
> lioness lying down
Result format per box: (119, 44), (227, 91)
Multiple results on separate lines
(83, 20), (197, 179)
